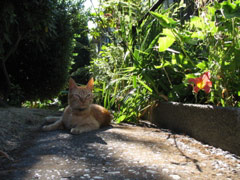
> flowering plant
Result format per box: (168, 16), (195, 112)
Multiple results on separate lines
(188, 72), (212, 94)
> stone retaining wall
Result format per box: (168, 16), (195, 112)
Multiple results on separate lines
(149, 102), (240, 156)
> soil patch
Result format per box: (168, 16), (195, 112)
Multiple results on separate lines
(0, 107), (60, 157)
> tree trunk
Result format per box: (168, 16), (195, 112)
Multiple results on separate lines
(0, 59), (11, 102)
(0, 32), (22, 103)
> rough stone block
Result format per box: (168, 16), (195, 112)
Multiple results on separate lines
(150, 102), (240, 156)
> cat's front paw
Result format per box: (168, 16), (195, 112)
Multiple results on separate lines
(42, 125), (51, 131)
(70, 128), (84, 134)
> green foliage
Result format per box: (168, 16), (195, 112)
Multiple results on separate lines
(23, 99), (60, 109)
(0, 0), (87, 105)
(70, 4), (91, 85)
(186, 0), (240, 107)
(90, 0), (240, 123)
(71, 31), (91, 85)
(90, 0), (171, 122)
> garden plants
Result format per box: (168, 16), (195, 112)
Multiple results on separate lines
(89, 0), (240, 122)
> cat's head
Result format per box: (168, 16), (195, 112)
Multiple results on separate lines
(68, 78), (94, 110)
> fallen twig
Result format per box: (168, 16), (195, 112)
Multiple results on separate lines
(172, 135), (202, 172)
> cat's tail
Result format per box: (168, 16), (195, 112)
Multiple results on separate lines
(100, 111), (114, 127)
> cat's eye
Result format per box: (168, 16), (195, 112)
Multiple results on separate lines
(73, 94), (81, 99)
(86, 94), (91, 98)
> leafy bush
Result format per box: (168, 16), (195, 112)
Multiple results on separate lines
(178, 0), (240, 106)
(0, 0), (87, 105)
(90, 0), (240, 123)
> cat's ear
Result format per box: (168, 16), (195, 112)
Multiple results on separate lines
(86, 77), (94, 91)
(69, 78), (78, 90)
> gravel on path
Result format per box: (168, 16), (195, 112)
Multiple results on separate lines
(1, 123), (240, 180)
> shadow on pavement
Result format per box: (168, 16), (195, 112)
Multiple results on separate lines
(2, 125), (171, 180)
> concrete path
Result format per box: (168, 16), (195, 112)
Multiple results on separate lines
(1, 123), (240, 180)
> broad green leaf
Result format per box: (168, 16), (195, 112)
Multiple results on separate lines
(162, 29), (175, 38)
(196, 61), (207, 70)
(150, 11), (177, 28)
(185, 74), (196, 79)
(91, 12), (97, 16)
(208, 6), (217, 16)
(191, 31), (205, 40)
(158, 36), (175, 52)
(209, 21), (218, 36)
(224, 61), (231, 66)
(221, 0), (240, 19)
(214, 2), (221, 10)
(190, 16), (205, 30)
(117, 115), (126, 123)
(172, 58), (176, 65)
(137, 79), (152, 93)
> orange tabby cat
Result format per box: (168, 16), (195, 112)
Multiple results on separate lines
(42, 78), (112, 134)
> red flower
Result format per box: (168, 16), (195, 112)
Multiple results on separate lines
(188, 72), (212, 94)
